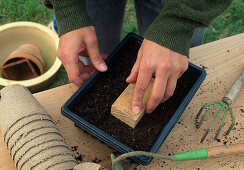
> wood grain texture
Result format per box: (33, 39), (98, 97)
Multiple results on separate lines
(206, 143), (244, 159)
(111, 79), (154, 128)
(1, 33), (244, 170)
(222, 69), (244, 105)
(139, 33), (244, 170)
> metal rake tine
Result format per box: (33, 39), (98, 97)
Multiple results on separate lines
(200, 105), (225, 143)
(197, 102), (220, 129)
(214, 106), (228, 140)
(196, 101), (219, 119)
(226, 108), (235, 135)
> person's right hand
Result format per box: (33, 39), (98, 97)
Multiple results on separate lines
(57, 26), (108, 87)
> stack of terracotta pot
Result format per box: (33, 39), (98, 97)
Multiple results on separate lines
(0, 44), (44, 81)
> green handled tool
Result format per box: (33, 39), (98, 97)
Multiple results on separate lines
(111, 143), (244, 170)
(196, 69), (244, 142)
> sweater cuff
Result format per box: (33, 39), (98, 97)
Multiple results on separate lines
(144, 14), (195, 57)
(51, 1), (93, 37)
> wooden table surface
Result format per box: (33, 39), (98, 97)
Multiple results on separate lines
(1, 33), (244, 170)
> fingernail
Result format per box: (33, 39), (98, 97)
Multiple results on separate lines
(133, 106), (141, 114)
(99, 63), (107, 71)
(147, 110), (153, 114)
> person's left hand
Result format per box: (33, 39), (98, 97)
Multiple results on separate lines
(126, 38), (188, 114)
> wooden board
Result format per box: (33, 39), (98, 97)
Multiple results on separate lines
(1, 33), (244, 170)
(138, 33), (244, 170)
(111, 78), (154, 128)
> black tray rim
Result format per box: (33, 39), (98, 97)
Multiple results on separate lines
(61, 33), (207, 165)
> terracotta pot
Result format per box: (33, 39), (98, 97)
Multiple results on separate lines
(0, 59), (39, 80)
(0, 44), (44, 80)
(0, 21), (61, 92)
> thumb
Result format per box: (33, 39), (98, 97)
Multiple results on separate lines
(86, 38), (107, 72)
(126, 48), (142, 83)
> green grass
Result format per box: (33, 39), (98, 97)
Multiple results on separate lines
(203, 0), (244, 43)
(122, 1), (138, 37)
(0, 0), (54, 25)
(0, 0), (243, 91)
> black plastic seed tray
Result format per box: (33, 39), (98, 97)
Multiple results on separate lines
(61, 33), (206, 165)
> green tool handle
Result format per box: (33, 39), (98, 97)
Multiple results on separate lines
(173, 148), (207, 161)
(174, 142), (244, 160)
(111, 143), (244, 170)
(111, 149), (208, 170)
(222, 69), (244, 105)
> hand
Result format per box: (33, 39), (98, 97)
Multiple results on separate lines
(126, 39), (188, 114)
(57, 26), (108, 87)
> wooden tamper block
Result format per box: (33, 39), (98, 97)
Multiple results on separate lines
(111, 78), (154, 128)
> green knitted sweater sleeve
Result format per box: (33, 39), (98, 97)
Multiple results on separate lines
(144, 0), (233, 56)
(44, 0), (232, 56)
(44, 0), (93, 36)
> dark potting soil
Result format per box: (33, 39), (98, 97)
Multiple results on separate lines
(72, 41), (200, 151)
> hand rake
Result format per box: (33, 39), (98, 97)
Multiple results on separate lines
(196, 69), (244, 143)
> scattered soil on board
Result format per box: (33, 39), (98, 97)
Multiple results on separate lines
(72, 41), (200, 151)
